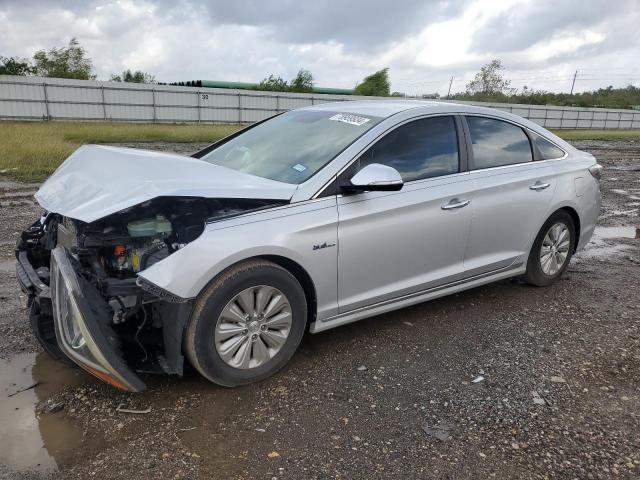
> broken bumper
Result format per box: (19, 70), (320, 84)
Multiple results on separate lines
(49, 246), (146, 392)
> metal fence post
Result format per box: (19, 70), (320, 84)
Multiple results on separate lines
(276, 94), (279, 114)
(101, 85), (107, 120)
(238, 92), (242, 125)
(197, 91), (201, 123)
(42, 81), (50, 120)
(152, 88), (157, 123)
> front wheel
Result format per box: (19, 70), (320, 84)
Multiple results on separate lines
(524, 210), (576, 287)
(184, 260), (307, 387)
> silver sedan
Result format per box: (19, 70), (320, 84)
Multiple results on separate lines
(17, 101), (602, 391)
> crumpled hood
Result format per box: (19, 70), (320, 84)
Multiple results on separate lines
(35, 145), (297, 223)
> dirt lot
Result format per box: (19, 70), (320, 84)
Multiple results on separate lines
(0, 140), (638, 480)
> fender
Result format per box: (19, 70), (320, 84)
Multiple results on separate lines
(138, 197), (340, 320)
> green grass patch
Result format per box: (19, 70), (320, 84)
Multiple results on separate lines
(552, 129), (640, 141)
(0, 121), (241, 182)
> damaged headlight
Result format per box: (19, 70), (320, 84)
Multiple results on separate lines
(50, 247), (144, 391)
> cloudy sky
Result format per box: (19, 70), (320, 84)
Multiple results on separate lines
(1, 0), (639, 95)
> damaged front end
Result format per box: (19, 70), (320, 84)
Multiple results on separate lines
(16, 196), (282, 391)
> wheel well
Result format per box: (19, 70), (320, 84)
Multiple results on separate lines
(559, 206), (581, 252)
(258, 255), (318, 327)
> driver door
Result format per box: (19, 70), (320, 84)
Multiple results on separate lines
(337, 115), (473, 313)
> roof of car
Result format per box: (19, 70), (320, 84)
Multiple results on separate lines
(306, 99), (504, 118)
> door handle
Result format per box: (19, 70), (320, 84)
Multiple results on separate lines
(441, 199), (470, 210)
(529, 182), (550, 191)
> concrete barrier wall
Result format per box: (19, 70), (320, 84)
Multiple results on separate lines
(2, 75), (639, 129)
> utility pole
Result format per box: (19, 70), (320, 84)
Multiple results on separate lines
(447, 77), (453, 99)
(570, 70), (577, 95)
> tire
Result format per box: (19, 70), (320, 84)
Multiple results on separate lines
(184, 259), (307, 387)
(524, 210), (576, 287)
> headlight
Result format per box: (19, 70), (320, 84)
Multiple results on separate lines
(50, 247), (145, 391)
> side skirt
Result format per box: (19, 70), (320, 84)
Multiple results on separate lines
(309, 264), (526, 333)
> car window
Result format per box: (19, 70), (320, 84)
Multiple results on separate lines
(531, 132), (565, 160)
(466, 116), (532, 169)
(359, 116), (459, 182)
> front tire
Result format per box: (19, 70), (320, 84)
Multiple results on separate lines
(184, 260), (307, 387)
(525, 210), (576, 287)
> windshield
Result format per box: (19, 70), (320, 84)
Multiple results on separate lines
(200, 109), (382, 184)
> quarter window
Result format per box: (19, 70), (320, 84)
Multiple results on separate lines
(532, 132), (565, 160)
(359, 116), (459, 182)
(466, 116), (532, 169)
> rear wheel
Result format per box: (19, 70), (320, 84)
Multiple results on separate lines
(184, 260), (307, 387)
(525, 210), (576, 287)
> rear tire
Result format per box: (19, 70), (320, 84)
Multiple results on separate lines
(525, 210), (576, 287)
(184, 260), (307, 387)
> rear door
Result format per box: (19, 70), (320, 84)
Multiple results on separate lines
(462, 115), (557, 275)
(336, 115), (473, 313)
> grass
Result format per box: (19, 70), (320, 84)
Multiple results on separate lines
(1, 121), (639, 183)
(0, 121), (242, 182)
(552, 129), (640, 141)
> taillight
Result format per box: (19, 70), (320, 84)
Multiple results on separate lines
(588, 164), (603, 181)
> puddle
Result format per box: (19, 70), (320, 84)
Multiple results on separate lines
(594, 226), (638, 239)
(0, 259), (15, 272)
(577, 225), (638, 259)
(608, 166), (640, 172)
(0, 352), (85, 472)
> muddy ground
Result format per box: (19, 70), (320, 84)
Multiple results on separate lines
(0, 140), (638, 480)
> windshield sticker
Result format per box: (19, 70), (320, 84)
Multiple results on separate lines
(292, 163), (307, 172)
(329, 113), (371, 126)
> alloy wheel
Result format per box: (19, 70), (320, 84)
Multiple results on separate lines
(214, 285), (292, 369)
(539, 222), (571, 276)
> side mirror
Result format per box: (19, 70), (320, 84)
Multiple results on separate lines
(343, 163), (404, 193)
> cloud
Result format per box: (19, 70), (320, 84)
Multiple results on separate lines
(0, 0), (639, 95)
(470, 0), (634, 53)
(202, 0), (471, 51)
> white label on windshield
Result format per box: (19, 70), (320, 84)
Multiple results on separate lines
(329, 113), (371, 126)
(292, 163), (307, 172)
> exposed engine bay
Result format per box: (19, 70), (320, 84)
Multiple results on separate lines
(17, 196), (285, 384)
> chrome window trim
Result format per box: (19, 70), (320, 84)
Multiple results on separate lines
(465, 157), (561, 175)
(463, 112), (568, 163)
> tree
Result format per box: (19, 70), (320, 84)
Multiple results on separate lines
(255, 74), (289, 92)
(110, 69), (156, 83)
(464, 59), (510, 99)
(290, 69), (314, 93)
(32, 38), (95, 80)
(354, 68), (390, 97)
(0, 56), (34, 76)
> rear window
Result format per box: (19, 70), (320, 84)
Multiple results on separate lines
(532, 133), (565, 160)
(467, 116), (532, 169)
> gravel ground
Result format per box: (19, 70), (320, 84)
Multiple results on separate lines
(0, 140), (638, 480)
